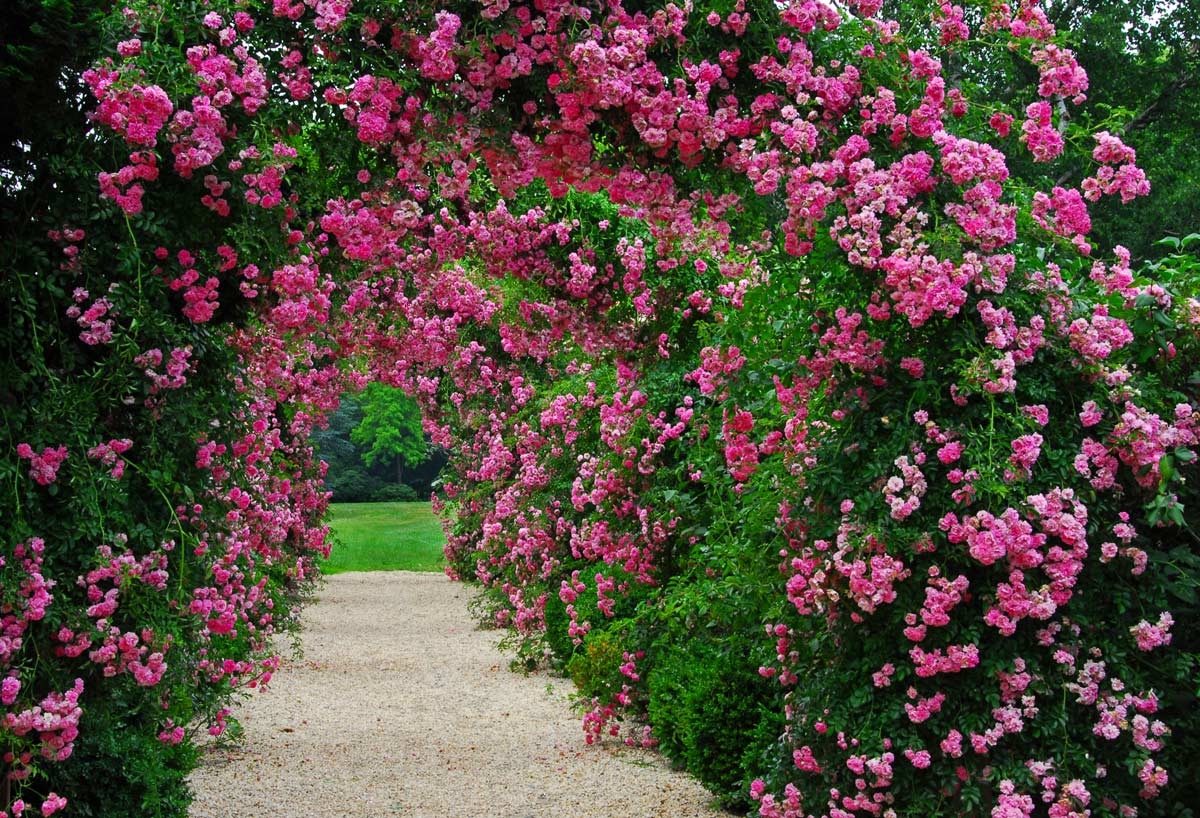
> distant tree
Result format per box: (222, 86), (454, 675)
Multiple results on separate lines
(311, 396), (362, 467)
(350, 384), (429, 484)
(311, 395), (374, 502)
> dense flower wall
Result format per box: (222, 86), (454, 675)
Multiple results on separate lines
(2, 1), (1197, 816)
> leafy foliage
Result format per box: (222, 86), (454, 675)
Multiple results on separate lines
(350, 383), (430, 479)
(3, 2), (1199, 817)
(310, 394), (444, 502)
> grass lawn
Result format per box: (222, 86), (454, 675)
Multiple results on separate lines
(322, 502), (447, 573)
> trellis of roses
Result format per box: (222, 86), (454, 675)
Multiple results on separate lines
(2, 1), (1197, 816)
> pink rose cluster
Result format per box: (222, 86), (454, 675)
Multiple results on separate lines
(15, 445), (67, 486)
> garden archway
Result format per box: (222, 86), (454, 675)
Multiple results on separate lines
(3, 2), (1198, 817)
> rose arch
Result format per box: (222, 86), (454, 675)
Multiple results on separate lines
(2, 1), (1198, 816)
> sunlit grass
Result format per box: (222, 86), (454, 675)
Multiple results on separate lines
(322, 501), (446, 573)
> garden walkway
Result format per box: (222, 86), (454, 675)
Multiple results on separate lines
(188, 571), (724, 818)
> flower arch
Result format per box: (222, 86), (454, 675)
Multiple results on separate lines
(3, 1), (1198, 816)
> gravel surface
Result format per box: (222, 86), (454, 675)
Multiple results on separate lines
(188, 571), (727, 818)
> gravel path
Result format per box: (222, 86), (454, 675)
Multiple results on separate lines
(188, 571), (726, 818)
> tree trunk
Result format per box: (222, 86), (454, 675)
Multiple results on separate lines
(396, 456), (404, 485)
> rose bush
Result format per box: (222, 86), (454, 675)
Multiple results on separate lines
(1, 1), (1197, 816)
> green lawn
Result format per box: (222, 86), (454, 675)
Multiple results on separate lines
(322, 502), (447, 573)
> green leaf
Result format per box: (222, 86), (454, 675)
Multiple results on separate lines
(1173, 582), (1199, 604)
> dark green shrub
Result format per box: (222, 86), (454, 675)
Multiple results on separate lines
(327, 466), (381, 503)
(647, 642), (782, 810)
(371, 483), (421, 502)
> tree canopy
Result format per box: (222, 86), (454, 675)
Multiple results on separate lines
(350, 383), (429, 481)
